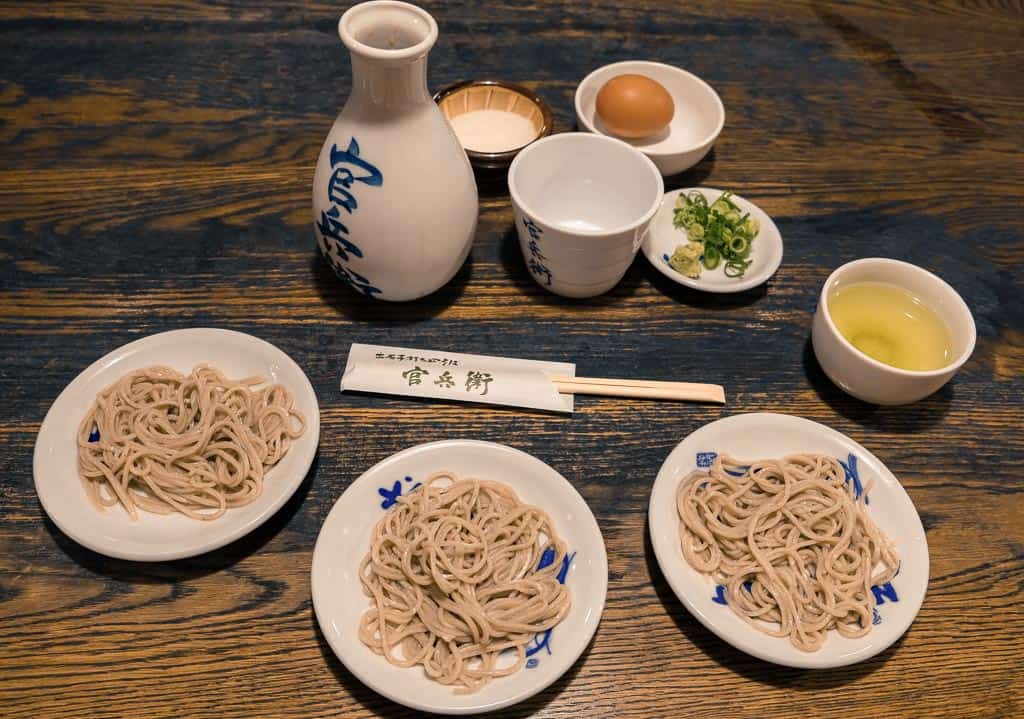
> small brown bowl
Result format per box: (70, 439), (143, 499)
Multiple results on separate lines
(434, 80), (553, 171)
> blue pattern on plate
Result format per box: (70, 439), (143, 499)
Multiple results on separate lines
(713, 580), (899, 618)
(839, 453), (867, 503)
(371, 477), (576, 668)
(525, 550), (575, 668)
(696, 451), (717, 468)
(695, 451), (867, 500)
(377, 475), (421, 510)
(706, 454), (899, 625)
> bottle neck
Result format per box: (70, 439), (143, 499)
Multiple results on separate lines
(348, 53), (431, 111)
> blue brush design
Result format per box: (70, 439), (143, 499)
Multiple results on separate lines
(525, 550), (576, 668)
(377, 475), (421, 510)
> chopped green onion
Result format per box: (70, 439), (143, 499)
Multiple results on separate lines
(671, 190), (760, 279)
(703, 245), (722, 269)
(724, 261), (750, 278)
(728, 236), (749, 255)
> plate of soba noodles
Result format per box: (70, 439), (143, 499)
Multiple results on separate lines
(33, 328), (319, 561)
(648, 412), (929, 669)
(311, 440), (608, 714)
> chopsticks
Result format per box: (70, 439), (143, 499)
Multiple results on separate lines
(550, 376), (725, 404)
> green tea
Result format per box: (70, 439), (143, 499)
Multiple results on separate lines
(828, 281), (953, 371)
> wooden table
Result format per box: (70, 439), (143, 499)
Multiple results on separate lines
(2, 1), (1022, 717)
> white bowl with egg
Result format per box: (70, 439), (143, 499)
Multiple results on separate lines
(575, 60), (724, 176)
(812, 258), (976, 405)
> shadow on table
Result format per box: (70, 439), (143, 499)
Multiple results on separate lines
(643, 517), (902, 689)
(641, 257), (769, 310)
(661, 147), (717, 192)
(313, 607), (596, 717)
(801, 337), (953, 433)
(475, 167), (512, 199)
(43, 452), (319, 583)
(311, 251), (472, 323)
(342, 387), (573, 418)
(501, 218), (768, 312)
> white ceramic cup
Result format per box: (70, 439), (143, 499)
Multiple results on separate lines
(508, 132), (664, 298)
(811, 257), (976, 405)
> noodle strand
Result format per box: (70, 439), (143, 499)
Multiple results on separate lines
(358, 472), (571, 693)
(77, 365), (305, 521)
(677, 453), (898, 652)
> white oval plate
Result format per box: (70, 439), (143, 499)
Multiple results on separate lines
(643, 188), (783, 293)
(312, 440), (608, 714)
(33, 328), (320, 561)
(648, 413), (928, 669)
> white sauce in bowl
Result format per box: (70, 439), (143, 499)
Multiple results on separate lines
(450, 109), (538, 153)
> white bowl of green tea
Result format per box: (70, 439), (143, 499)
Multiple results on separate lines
(812, 258), (976, 405)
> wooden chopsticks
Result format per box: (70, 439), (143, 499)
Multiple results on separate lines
(550, 376), (725, 404)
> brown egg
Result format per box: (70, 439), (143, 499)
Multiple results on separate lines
(595, 74), (675, 139)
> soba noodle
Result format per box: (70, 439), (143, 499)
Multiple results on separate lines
(677, 453), (898, 652)
(77, 364), (305, 521)
(358, 472), (572, 693)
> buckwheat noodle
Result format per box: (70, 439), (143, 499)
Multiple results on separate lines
(77, 364), (306, 521)
(358, 472), (571, 693)
(677, 453), (898, 652)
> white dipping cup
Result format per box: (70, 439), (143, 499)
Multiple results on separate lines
(811, 257), (976, 405)
(508, 133), (664, 298)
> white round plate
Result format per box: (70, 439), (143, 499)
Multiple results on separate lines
(643, 187), (783, 293)
(33, 328), (320, 561)
(648, 413), (928, 669)
(312, 440), (608, 715)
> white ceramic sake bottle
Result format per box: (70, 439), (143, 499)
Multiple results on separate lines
(312, 0), (478, 301)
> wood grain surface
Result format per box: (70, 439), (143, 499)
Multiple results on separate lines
(2, 1), (1022, 717)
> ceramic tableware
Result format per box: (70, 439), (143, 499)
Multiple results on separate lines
(575, 60), (724, 176)
(33, 328), (320, 561)
(812, 257), (976, 405)
(643, 187), (783, 293)
(648, 413), (929, 669)
(312, 439), (608, 714)
(435, 80), (553, 170)
(508, 132), (663, 298)
(313, 0), (478, 301)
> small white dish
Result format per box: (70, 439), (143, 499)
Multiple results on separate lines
(643, 187), (783, 293)
(33, 328), (320, 561)
(509, 132), (663, 298)
(435, 80), (553, 170)
(648, 413), (929, 669)
(312, 440), (608, 714)
(812, 257), (976, 405)
(575, 60), (724, 176)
